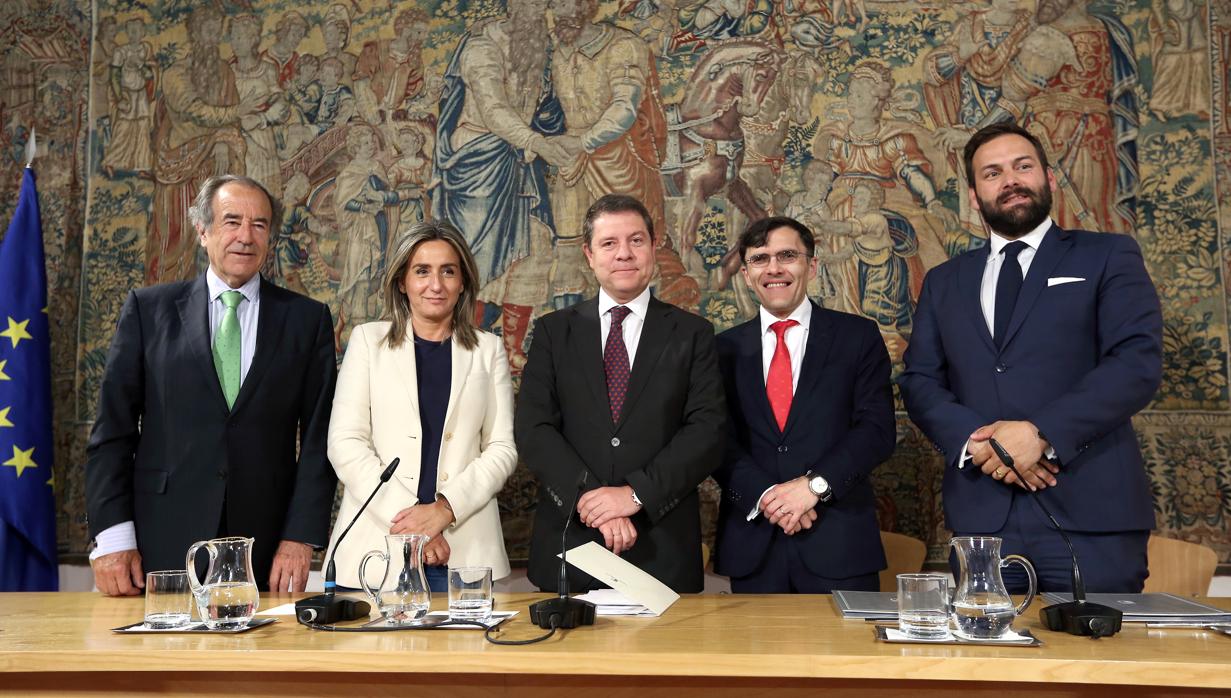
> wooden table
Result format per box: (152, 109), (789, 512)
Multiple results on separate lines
(0, 592), (1228, 697)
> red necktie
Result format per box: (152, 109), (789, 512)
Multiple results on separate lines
(767, 319), (798, 431)
(604, 305), (632, 423)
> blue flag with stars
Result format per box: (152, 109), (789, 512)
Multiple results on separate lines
(0, 167), (58, 591)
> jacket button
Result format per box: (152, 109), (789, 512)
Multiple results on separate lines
(777, 445), (789, 453)
(444, 432), (453, 441)
(611, 437), (621, 447)
(441, 473), (449, 482)
(995, 364), (1007, 373)
(217, 470), (226, 479)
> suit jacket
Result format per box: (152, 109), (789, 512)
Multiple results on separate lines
(713, 303), (893, 580)
(515, 296), (726, 593)
(325, 322), (517, 587)
(900, 225), (1162, 534)
(86, 275), (338, 587)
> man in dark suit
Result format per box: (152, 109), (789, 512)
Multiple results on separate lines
(515, 194), (725, 593)
(900, 123), (1162, 592)
(86, 175), (337, 596)
(714, 216), (894, 593)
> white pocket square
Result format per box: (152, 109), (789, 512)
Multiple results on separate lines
(1047, 276), (1086, 287)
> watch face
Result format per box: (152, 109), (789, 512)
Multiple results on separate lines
(810, 476), (828, 496)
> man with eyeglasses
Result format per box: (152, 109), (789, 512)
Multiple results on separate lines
(712, 216), (895, 593)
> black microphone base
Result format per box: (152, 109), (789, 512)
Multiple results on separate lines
(529, 597), (596, 629)
(1040, 601), (1122, 637)
(295, 593), (371, 625)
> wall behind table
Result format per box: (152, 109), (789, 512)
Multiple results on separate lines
(4, 0), (1228, 568)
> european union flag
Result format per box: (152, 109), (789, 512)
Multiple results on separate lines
(0, 167), (58, 591)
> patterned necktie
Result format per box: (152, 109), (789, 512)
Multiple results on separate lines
(604, 305), (632, 423)
(766, 319), (799, 431)
(213, 290), (243, 409)
(993, 241), (1029, 348)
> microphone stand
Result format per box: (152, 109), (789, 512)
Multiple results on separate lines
(529, 473), (597, 630)
(297, 457), (401, 626)
(989, 439), (1121, 637)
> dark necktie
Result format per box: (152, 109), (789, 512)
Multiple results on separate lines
(766, 319), (799, 431)
(993, 241), (1029, 348)
(604, 305), (632, 423)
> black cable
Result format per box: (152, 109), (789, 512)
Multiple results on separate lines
(301, 618), (487, 632)
(483, 615), (560, 645)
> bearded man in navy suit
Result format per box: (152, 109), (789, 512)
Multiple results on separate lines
(714, 216), (895, 593)
(900, 123), (1162, 592)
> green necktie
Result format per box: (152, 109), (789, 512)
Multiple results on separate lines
(213, 290), (243, 409)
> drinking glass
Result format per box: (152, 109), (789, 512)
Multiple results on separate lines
(144, 570), (192, 629)
(448, 567), (493, 620)
(897, 573), (951, 638)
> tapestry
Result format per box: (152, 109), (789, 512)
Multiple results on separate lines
(3, 0), (1228, 568)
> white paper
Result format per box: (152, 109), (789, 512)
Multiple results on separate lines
(558, 541), (680, 616)
(257, 602), (298, 616)
(575, 589), (659, 616)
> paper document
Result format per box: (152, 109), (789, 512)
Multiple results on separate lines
(559, 541), (680, 616)
(574, 588), (659, 616)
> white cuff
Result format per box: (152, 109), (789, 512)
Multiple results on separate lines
(958, 439), (973, 469)
(1044, 444), (1057, 461)
(746, 485), (777, 522)
(90, 521), (137, 560)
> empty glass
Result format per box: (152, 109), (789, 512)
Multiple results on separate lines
(448, 567), (493, 620)
(144, 570), (192, 628)
(897, 573), (951, 638)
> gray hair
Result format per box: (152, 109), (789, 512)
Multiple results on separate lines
(189, 175), (284, 234)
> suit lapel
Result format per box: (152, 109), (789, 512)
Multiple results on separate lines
(616, 297), (673, 430)
(735, 319), (777, 437)
(441, 336), (472, 432)
(177, 275), (228, 411)
(959, 245), (996, 353)
(1002, 224), (1072, 349)
(783, 303), (835, 436)
(568, 299), (609, 426)
(231, 278), (287, 414)
(391, 331), (421, 419)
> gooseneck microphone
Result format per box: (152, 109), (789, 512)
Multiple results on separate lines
(297, 457), (401, 627)
(988, 439), (1121, 638)
(528, 472), (596, 630)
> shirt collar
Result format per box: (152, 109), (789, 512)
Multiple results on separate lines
(759, 298), (812, 336)
(987, 216), (1053, 259)
(598, 286), (651, 321)
(206, 268), (261, 305)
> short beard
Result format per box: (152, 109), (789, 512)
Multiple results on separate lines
(978, 184), (1052, 238)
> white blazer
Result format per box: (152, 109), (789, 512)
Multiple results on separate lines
(325, 321), (517, 588)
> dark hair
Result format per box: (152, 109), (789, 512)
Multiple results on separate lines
(189, 175), (283, 236)
(582, 194), (655, 248)
(737, 216), (815, 262)
(962, 122), (1051, 186)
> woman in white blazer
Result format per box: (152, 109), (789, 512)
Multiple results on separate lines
(325, 220), (517, 591)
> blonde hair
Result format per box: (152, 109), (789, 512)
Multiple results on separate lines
(381, 220), (481, 350)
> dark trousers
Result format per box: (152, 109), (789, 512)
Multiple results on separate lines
(730, 531), (880, 594)
(954, 490), (1149, 594)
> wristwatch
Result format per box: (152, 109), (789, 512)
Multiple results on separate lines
(805, 470), (832, 502)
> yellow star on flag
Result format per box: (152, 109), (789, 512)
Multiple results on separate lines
(46, 471), (55, 491)
(0, 360), (9, 381)
(0, 406), (12, 428)
(0, 317), (32, 348)
(3, 445), (37, 477)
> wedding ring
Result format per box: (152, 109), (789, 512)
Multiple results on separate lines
(994, 467), (1006, 479)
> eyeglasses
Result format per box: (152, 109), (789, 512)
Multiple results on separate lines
(744, 249), (809, 267)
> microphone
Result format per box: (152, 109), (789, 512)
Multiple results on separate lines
(528, 472), (596, 630)
(988, 439), (1121, 638)
(297, 457), (401, 626)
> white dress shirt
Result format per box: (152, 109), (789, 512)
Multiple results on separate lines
(748, 299), (812, 520)
(598, 286), (651, 368)
(91, 271), (264, 561)
(959, 217), (1055, 469)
